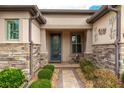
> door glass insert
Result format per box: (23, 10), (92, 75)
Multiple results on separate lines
(53, 35), (59, 59)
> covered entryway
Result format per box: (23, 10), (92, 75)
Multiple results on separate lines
(40, 10), (93, 64)
(46, 29), (88, 63)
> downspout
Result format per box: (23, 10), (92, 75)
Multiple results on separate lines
(29, 12), (40, 78)
(108, 6), (121, 78)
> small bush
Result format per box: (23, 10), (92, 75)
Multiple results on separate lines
(84, 73), (96, 80)
(80, 58), (94, 68)
(38, 69), (52, 80)
(93, 69), (118, 88)
(80, 58), (96, 80)
(121, 72), (124, 83)
(83, 65), (95, 74)
(94, 69), (118, 82)
(0, 68), (25, 88)
(80, 58), (95, 73)
(43, 65), (54, 72)
(30, 79), (51, 88)
(93, 77), (117, 88)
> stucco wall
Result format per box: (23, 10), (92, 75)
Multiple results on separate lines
(40, 29), (47, 52)
(92, 11), (116, 45)
(42, 14), (92, 29)
(0, 11), (30, 43)
(0, 11), (41, 44)
(62, 31), (71, 62)
(120, 5), (124, 43)
(31, 20), (41, 44)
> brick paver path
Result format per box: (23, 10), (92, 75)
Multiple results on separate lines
(58, 68), (83, 88)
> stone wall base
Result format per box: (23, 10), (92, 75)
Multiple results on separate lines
(40, 52), (48, 67)
(84, 44), (116, 73)
(32, 44), (41, 73)
(0, 43), (48, 79)
(0, 43), (30, 76)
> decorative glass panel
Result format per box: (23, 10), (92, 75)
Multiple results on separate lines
(6, 20), (19, 40)
(72, 44), (77, 53)
(72, 35), (76, 43)
(53, 35), (59, 59)
(77, 44), (81, 53)
(72, 33), (82, 53)
(77, 35), (81, 43)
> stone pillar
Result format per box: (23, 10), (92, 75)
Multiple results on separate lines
(40, 29), (48, 66)
(84, 29), (92, 54)
(119, 44), (124, 75)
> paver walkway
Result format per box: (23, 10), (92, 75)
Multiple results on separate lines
(58, 68), (83, 88)
(62, 69), (80, 88)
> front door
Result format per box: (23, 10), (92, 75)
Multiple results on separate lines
(50, 34), (61, 62)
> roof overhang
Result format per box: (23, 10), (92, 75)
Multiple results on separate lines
(0, 5), (46, 24)
(86, 5), (117, 24)
(40, 9), (96, 14)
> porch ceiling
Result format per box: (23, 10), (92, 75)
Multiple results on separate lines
(46, 29), (87, 32)
(41, 25), (92, 29)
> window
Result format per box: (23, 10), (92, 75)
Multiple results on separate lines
(72, 33), (82, 53)
(6, 19), (19, 40)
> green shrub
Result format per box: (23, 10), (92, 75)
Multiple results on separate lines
(43, 65), (54, 72)
(38, 69), (53, 80)
(0, 68), (25, 88)
(30, 79), (51, 88)
(83, 65), (95, 74)
(80, 58), (95, 72)
(121, 72), (124, 83)
(80, 58), (95, 80)
(80, 58), (94, 68)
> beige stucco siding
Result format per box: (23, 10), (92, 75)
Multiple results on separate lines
(121, 5), (124, 43)
(31, 21), (41, 44)
(42, 14), (92, 29)
(46, 31), (50, 61)
(0, 11), (30, 43)
(62, 31), (71, 62)
(0, 19), (5, 42)
(0, 11), (30, 19)
(92, 11), (116, 45)
(22, 19), (29, 43)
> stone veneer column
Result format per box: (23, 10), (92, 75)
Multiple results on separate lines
(92, 44), (115, 72)
(84, 29), (92, 54)
(40, 29), (48, 66)
(119, 43), (124, 75)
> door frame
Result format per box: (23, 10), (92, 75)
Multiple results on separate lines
(50, 33), (62, 63)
